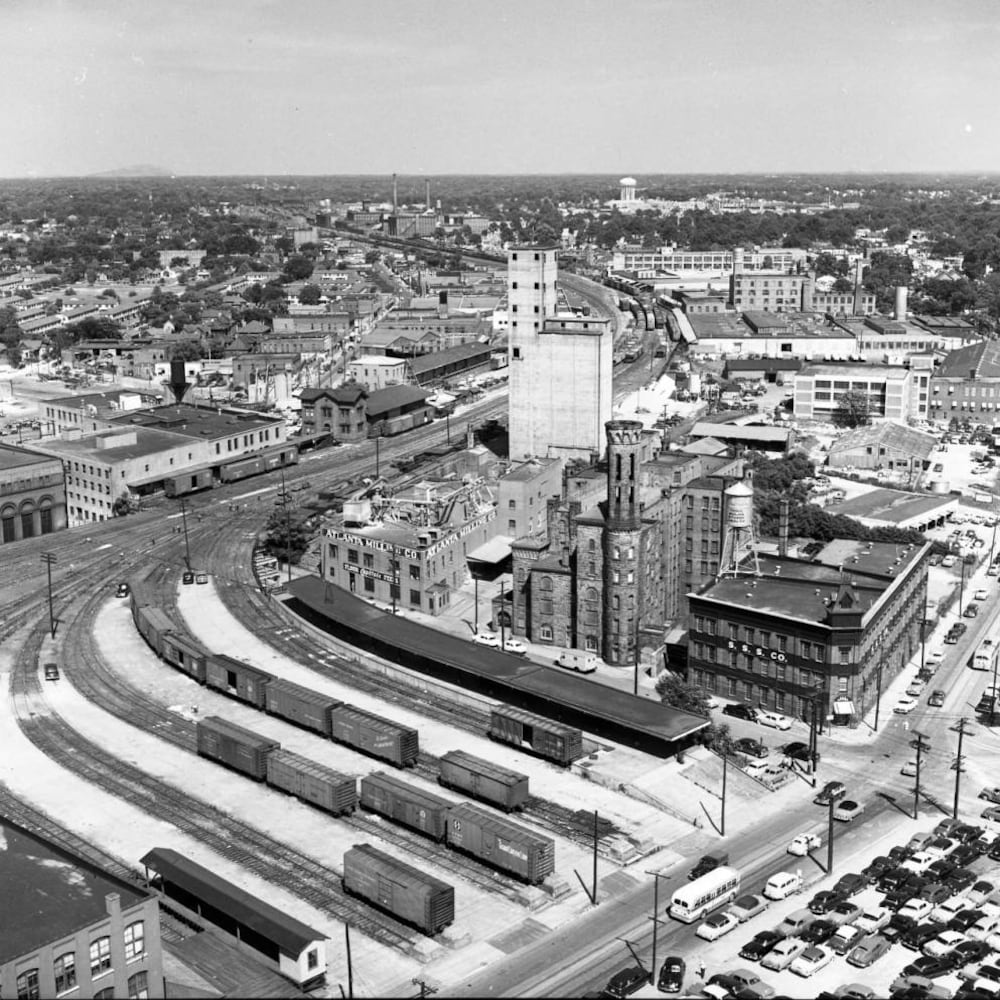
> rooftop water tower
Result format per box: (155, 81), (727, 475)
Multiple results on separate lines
(719, 475), (760, 578)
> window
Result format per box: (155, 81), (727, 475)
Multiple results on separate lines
(54, 953), (76, 993)
(508, 519), (517, 532)
(409, 589), (421, 606)
(307, 949), (319, 970)
(540, 625), (553, 640)
(408, 564), (420, 580)
(508, 499), (516, 509)
(839, 646), (850, 664)
(90, 935), (112, 976)
(778, 635), (787, 652)
(363, 576), (375, 593)
(16, 969), (40, 1000)
(363, 553), (373, 568)
(124, 921), (144, 961)
(347, 549), (358, 564)
(128, 971), (149, 999)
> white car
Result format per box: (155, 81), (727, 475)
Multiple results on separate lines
(696, 910), (740, 941)
(853, 907), (891, 934)
(898, 898), (935, 922)
(894, 697), (919, 715)
(942, 555), (957, 568)
(498, 636), (527, 655)
(928, 651), (946, 665)
(967, 913), (1000, 941)
(975, 589), (990, 602)
(788, 833), (822, 856)
(790, 944), (834, 978)
(757, 710), (792, 731)
(473, 632), (500, 648)
(901, 760), (919, 777)
(922, 929), (968, 957)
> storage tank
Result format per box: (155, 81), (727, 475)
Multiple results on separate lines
(688, 373), (702, 398)
(927, 479), (951, 495)
(724, 480), (755, 529)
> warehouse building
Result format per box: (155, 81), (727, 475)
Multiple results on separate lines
(929, 339), (1000, 425)
(826, 421), (937, 474)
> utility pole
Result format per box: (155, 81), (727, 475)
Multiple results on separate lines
(646, 871), (669, 986)
(345, 923), (353, 1000)
(499, 577), (506, 651)
(41, 552), (57, 638)
(375, 433), (381, 478)
(411, 980), (437, 1000)
(992, 649), (999, 728)
(391, 543), (398, 615)
(720, 750), (728, 837)
(873, 658), (884, 732)
(827, 797), (835, 874)
(278, 468), (292, 584)
(959, 557), (967, 615)
(920, 591), (928, 674)
(952, 718), (971, 820)
(178, 498), (192, 570)
(912, 732), (931, 820)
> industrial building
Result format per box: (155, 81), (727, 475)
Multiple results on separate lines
(0, 443), (67, 543)
(507, 245), (612, 463)
(346, 355), (409, 390)
(688, 534), (930, 727)
(0, 819), (164, 1000)
(826, 421), (937, 475)
(793, 363), (928, 422)
(687, 312), (858, 359)
(611, 246), (807, 275)
(929, 339), (1000, 424)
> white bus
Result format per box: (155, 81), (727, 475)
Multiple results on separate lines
(668, 865), (741, 923)
(974, 638), (999, 672)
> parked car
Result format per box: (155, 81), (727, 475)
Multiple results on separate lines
(473, 632), (500, 648)
(982, 806), (1000, 822)
(809, 891), (846, 915)
(967, 880), (997, 906)
(790, 945), (834, 977)
(889, 975), (952, 998)
(898, 898), (935, 922)
(788, 833), (822, 856)
(735, 737), (769, 758)
(724, 969), (776, 999)
(499, 636), (527, 655)
(853, 907), (892, 934)
(785, 742), (817, 763)
(901, 922), (945, 951)
(923, 929), (969, 957)
(739, 930), (783, 962)
(942, 555), (957, 568)
(834, 873), (868, 897)
(657, 956), (685, 994)
(928, 690), (946, 708)
(907, 679), (927, 697)
(829, 923), (865, 956)
(115, 581), (130, 598)
(848, 933), (892, 968)
(603, 965), (649, 999)
(901, 760), (919, 777)
(758, 710), (792, 731)
(834, 800), (865, 822)
(945, 909), (982, 933)
(882, 913), (917, 944)
(980, 787), (1000, 805)
(729, 894), (770, 923)
(723, 702), (759, 722)
(697, 911), (740, 941)
(761, 937), (808, 971)
(834, 984), (876, 999)
(965, 603), (981, 618)
(801, 919), (838, 945)
(967, 913), (1000, 941)
(829, 901), (863, 926)
(815, 780), (847, 805)
(43, 662), (59, 681)
(895, 697), (919, 714)
(974, 589), (990, 601)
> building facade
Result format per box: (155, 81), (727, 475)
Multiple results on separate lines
(347, 355), (409, 390)
(0, 444), (67, 543)
(496, 458), (564, 540)
(299, 386), (368, 441)
(929, 340), (1000, 425)
(793, 363), (926, 422)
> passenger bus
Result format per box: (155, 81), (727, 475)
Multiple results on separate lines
(973, 638), (1000, 672)
(668, 865), (741, 923)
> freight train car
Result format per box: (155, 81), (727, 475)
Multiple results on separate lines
(205, 654), (273, 709)
(265, 749), (357, 816)
(342, 843), (455, 935)
(264, 677), (341, 736)
(488, 706), (584, 766)
(261, 446), (299, 472)
(445, 802), (555, 884)
(437, 750), (529, 812)
(329, 704), (419, 768)
(196, 716), (280, 781)
(134, 605), (176, 658)
(160, 631), (209, 682)
(359, 772), (452, 842)
(218, 454), (265, 483)
(163, 468), (214, 498)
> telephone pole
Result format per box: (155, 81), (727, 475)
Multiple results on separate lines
(912, 731), (931, 820)
(411, 980), (437, 1000)
(951, 718), (971, 820)
(827, 797), (835, 874)
(720, 750), (728, 837)
(178, 498), (192, 570)
(646, 871), (669, 986)
(40, 552), (57, 638)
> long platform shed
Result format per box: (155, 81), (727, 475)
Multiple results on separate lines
(285, 577), (709, 757)
(141, 847), (328, 989)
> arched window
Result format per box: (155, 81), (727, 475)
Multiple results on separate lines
(19, 501), (35, 539)
(16, 969), (40, 1000)
(53, 953), (76, 993)
(585, 587), (598, 605)
(90, 935), (112, 976)
(1, 504), (15, 543)
(128, 971), (149, 999)
(539, 576), (553, 592)
(588, 538), (596, 551)
(124, 920), (145, 960)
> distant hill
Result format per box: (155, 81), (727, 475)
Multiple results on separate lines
(88, 165), (173, 178)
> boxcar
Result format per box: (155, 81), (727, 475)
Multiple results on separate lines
(438, 750), (530, 812)
(160, 632), (209, 683)
(262, 446), (299, 471)
(163, 468), (214, 498)
(264, 677), (340, 737)
(359, 772), (451, 842)
(328, 705), (419, 768)
(205, 654), (272, 709)
(134, 605), (176, 658)
(196, 716), (279, 781)
(488, 705), (584, 766)
(219, 454), (264, 483)
(342, 843), (454, 935)
(265, 749), (357, 815)
(445, 802), (555, 884)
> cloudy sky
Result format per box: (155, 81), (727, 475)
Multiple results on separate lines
(3, 0), (998, 177)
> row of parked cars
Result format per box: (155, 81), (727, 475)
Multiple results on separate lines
(724, 816), (1000, 1000)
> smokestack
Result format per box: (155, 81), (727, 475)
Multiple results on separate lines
(778, 499), (789, 557)
(852, 258), (865, 316)
(392, 173), (398, 213)
(425, 179), (431, 210)
(894, 285), (908, 321)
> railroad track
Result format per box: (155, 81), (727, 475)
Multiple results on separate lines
(11, 620), (423, 955)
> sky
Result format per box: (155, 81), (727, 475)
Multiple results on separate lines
(3, 0), (1000, 178)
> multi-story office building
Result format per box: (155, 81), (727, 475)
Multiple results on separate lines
(507, 246), (612, 462)
(793, 363), (927, 422)
(687, 538), (929, 727)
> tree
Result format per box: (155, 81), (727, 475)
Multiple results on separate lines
(833, 389), (871, 428)
(281, 255), (314, 282)
(655, 671), (712, 717)
(168, 340), (203, 362)
(112, 493), (134, 517)
(263, 506), (311, 565)
(298, 283), (322, 305)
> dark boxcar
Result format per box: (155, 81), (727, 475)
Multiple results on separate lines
(359, 772), (451, 842)
(329, 705), (419, 768)
(445, 802), (555, 884)
(265, 748), (357, 815)
(488, 705), (583, 766)
(160, 632), (209, 683)
(219, 454), (264, 483)
(262, 446), (299, 471)
(342, 843), (454, 935)
(264, 677), (340, 737)
(438, 750), (530, 812)
(196, 716), (279, 781)
(135, 605), (176, 658)
(164, 468), (214, 498)
(205, 654), (272, 709)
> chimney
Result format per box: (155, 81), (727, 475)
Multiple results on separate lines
(970, 368), (977, 380)
(852, 257), (865, 316)
(392, 173), (398, 213)
(425, 179), (431, 209)
(778, 499), (789, 557)
(168, 359), (190, 405)
(466, 425), (475, 449)
(105, 892), (121, 918)
(894, 285), (908, 321)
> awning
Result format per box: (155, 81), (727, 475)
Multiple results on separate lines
(832, 698), (855, 715)
(467, 535), (514, 565)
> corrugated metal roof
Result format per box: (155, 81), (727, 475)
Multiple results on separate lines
(829, 421), (937, 461)
(408, 341), (493, 375)
(366, 384), (431, 416)
(142, 848), (326, 954)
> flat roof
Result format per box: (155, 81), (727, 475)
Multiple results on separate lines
(408, 341), (493, 374)
(0, 443), (57, 471)
(109, 403), (283, 439)
(501, 457), (561, 482)
(826, 487), (955, 524)
(689, 422), (792, 443)
(1, 819), (147, 963)
(799, 363), (910, 380)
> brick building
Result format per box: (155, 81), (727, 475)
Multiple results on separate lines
(0, 443), (67, 543)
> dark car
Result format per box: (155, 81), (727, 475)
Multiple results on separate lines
(740, 930), (782, 962)
(723, 702), (759, 722)
(735, 737), (769, 758)
(879, 865), (914, 892)
(834, 873), (868, 897)
(952, 940), (992, 966)
(920, 882), (954, 906)
(888, 845), (914, 863)
(814, 780), (846, 805)
(603, 966), (649, 999)
(882, 913), (917, 944)
(953, 622), (969, 637)
(784, 741), (817, 762)
(115, 581), (130, 598)
(657, 956), (685, 994)
(902, 954), (960, 978)
(689, 852), (729, 881)
(965, 603), (981, 618)
(802, 919), (839, 945)
(950, 844), (980, 866)
(901, 923), (946, 952)
(704, 974), (741, 998)
(953, 824), (984, 845)
(927, 859), (957, 882)
(945, 868), (977, 892)
(182, 570), (195, 585)
(946, 908), (984, 933)
(810, 890), (848, 915)
(862, 855), (894, 880)
(43, 662), (60, 681)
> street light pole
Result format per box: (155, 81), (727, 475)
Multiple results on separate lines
(178, 498), (192, 570)
(959, 558), (967, 615)
(41, 552), (57, 638)
(827, 797), (835, 874)
(873, 658), (884, 733)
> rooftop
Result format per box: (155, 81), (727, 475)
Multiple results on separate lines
(936, 339), (1000, 379)
(689, 422), (792, 443)
(830, 421), (937, 461)
(825, 486), (955, 525)
(0, 443), (58, 471)
(799, 363), (911, 380)
(109, 403), (283, 439)
(688, 312), (854, 341)
(1, 819), (147, 963)
(366, 384), (431, 417)
(408, 341), (493, 375)
(501, 457), (562, 483)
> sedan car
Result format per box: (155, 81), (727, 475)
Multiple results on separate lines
(729, 894), (769, 923)
(898, 898), (935, 922)
(784, 741), (816, 762)
(889, 975), (952, 999)
(974, 589), (990, 602)
(829, 901), (863, 926)
(790, 944), (834, 977)
(739, 930), (783, 962)
(901, 922), (945, 951)
(964, 603), (981, 618)
(901, 760), (919, 777)
(833, 800), (865, 823)
(801, 919), (839, 945)
(895, 697), (919, 714)
(928, 651), (946, 666)
(982, 806), (1000, 822)
(814, 780), (846, 805)
(43, 662), (60, 681)
(498, 636), (527, 655)
(723, 702), (759, 722)
(980, 787), (1000, 805)
(834, 985), (876, 1000)
(115, 581), (130, 598)
(922, 929), (968, 957)
(810, 890), (848, 915)
(853, 907), (892, 934)
(966, 880), (997, 906)
(847, 933), (892, 968)
(788, 833), (822, 856)
(906, 680), (927, 697)
(735, 737), (769, 759)
(761, 937), (808, 971)
(656, 956), (685, 994)
(902, 953), (960, 978)
(603, 965), (649, 999)
(757, 710), (792, 730)
(697, 911), (740, 941)
(928, 690), (946, 708)
(473, 632), (500, 648)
